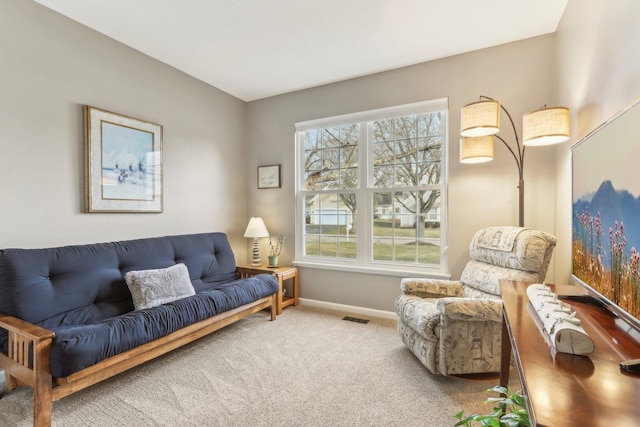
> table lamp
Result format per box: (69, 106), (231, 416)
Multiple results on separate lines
(243, 217), (269, 266)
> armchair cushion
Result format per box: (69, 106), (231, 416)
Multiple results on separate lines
(469, 227), (556, 275)
(460, 260), (540, 297)
(436, 297), (502, 323)
(400, 278), (463, 298)
(462, 227), (557, 297)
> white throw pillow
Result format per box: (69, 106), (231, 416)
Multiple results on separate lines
(124, 263), (195, 310)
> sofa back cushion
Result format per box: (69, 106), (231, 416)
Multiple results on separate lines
(0, 233), (237, 328)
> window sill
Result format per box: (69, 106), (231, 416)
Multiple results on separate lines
(292, 260), (451, 280)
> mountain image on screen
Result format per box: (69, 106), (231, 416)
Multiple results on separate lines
(573, 179), (640, 319)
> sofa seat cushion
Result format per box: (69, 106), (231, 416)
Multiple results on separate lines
(49, 274), (277, 378)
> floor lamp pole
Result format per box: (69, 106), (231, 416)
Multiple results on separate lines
(488, 97), (525, 228)
(518, 178), (524, 228)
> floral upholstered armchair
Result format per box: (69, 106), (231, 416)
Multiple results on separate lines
(394, 226), (556, 375)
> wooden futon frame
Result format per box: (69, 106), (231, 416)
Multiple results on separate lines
(0, 293), (276, 427)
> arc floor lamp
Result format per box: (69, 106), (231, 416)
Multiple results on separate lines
(459, 96), (570, 227)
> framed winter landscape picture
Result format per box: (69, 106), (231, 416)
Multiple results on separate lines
(84, 106), (163, 212)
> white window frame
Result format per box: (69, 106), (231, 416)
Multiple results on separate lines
(294, 98), (449, 278)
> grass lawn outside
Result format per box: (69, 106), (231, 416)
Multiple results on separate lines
(304, 220), (440, 264)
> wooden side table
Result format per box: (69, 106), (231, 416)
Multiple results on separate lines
(236, 265), (299, 315)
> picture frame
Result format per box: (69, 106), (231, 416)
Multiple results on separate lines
(84, 105), (163, 212)
(257, 164), (281, 189)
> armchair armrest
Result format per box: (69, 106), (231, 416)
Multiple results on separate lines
(436, 297), (502, 322)
(400, 278), (463, 298)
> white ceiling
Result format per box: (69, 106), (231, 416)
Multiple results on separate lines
(34, 0), (568, 102)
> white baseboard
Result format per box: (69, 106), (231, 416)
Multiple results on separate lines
(299, 298), (397, 320)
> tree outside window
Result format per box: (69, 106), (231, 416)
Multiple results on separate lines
(296, 99), (447, 274)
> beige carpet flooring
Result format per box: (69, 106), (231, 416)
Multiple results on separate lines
(0, 305), (519, 426)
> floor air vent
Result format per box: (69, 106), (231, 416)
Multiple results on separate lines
(342, 316), (370, 324)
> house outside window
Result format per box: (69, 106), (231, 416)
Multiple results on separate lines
(294, 99), (448, 276)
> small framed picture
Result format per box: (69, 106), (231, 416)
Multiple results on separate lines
(257, 165), (281, 189)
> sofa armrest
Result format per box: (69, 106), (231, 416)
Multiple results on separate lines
(0, 313), (54, 401)
(436, 297), (502, 322)
(400, 278), (463, 298)
(0, 313), (55, 343)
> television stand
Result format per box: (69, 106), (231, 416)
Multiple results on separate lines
(500, 280), (640, 426)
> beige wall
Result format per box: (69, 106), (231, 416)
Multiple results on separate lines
(0, 1), (249, 257)
(247, 35), (558, 311)
(554, 0), (640, 283)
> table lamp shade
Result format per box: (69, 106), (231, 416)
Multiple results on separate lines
(243, 217), (269, 238)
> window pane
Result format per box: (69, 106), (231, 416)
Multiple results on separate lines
(417, 161), (441, 185)
(324, 127), (342, 148)
(342, 124), (359, 146)
(373, 165), (393, 187)
(341, 166), (358, 189)
(373, 141), (394, 165)
(340, 146), (357, 167)
(305, 151), (322, 171)
(303, 193), (356, 260)
(395, 164), (416, 186)
(304, 125), (359, 192)
(372, 190), (441, 265)
(396, 116), (417, 139)
(304, 129), (320, 151)
(373, 118), (395, 142)
(372, 112), (442, 189)
(417, 138), (442, 162)
(320, 235), (338, 257)
(373, 240), (393, 260)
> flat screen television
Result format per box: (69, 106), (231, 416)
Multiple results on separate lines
(572, 98), (640, 332)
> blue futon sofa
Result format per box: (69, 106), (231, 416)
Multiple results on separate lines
(0, 232), (278, 427)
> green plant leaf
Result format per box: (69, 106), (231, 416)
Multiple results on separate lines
(453, 385), (529, 427)
(488, 385), (508, 395)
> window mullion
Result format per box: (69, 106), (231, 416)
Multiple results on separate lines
(358, 122), (370, 265)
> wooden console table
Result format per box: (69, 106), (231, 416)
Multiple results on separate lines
(237, 265), (299, 315)
(500, 280), (640, 427)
